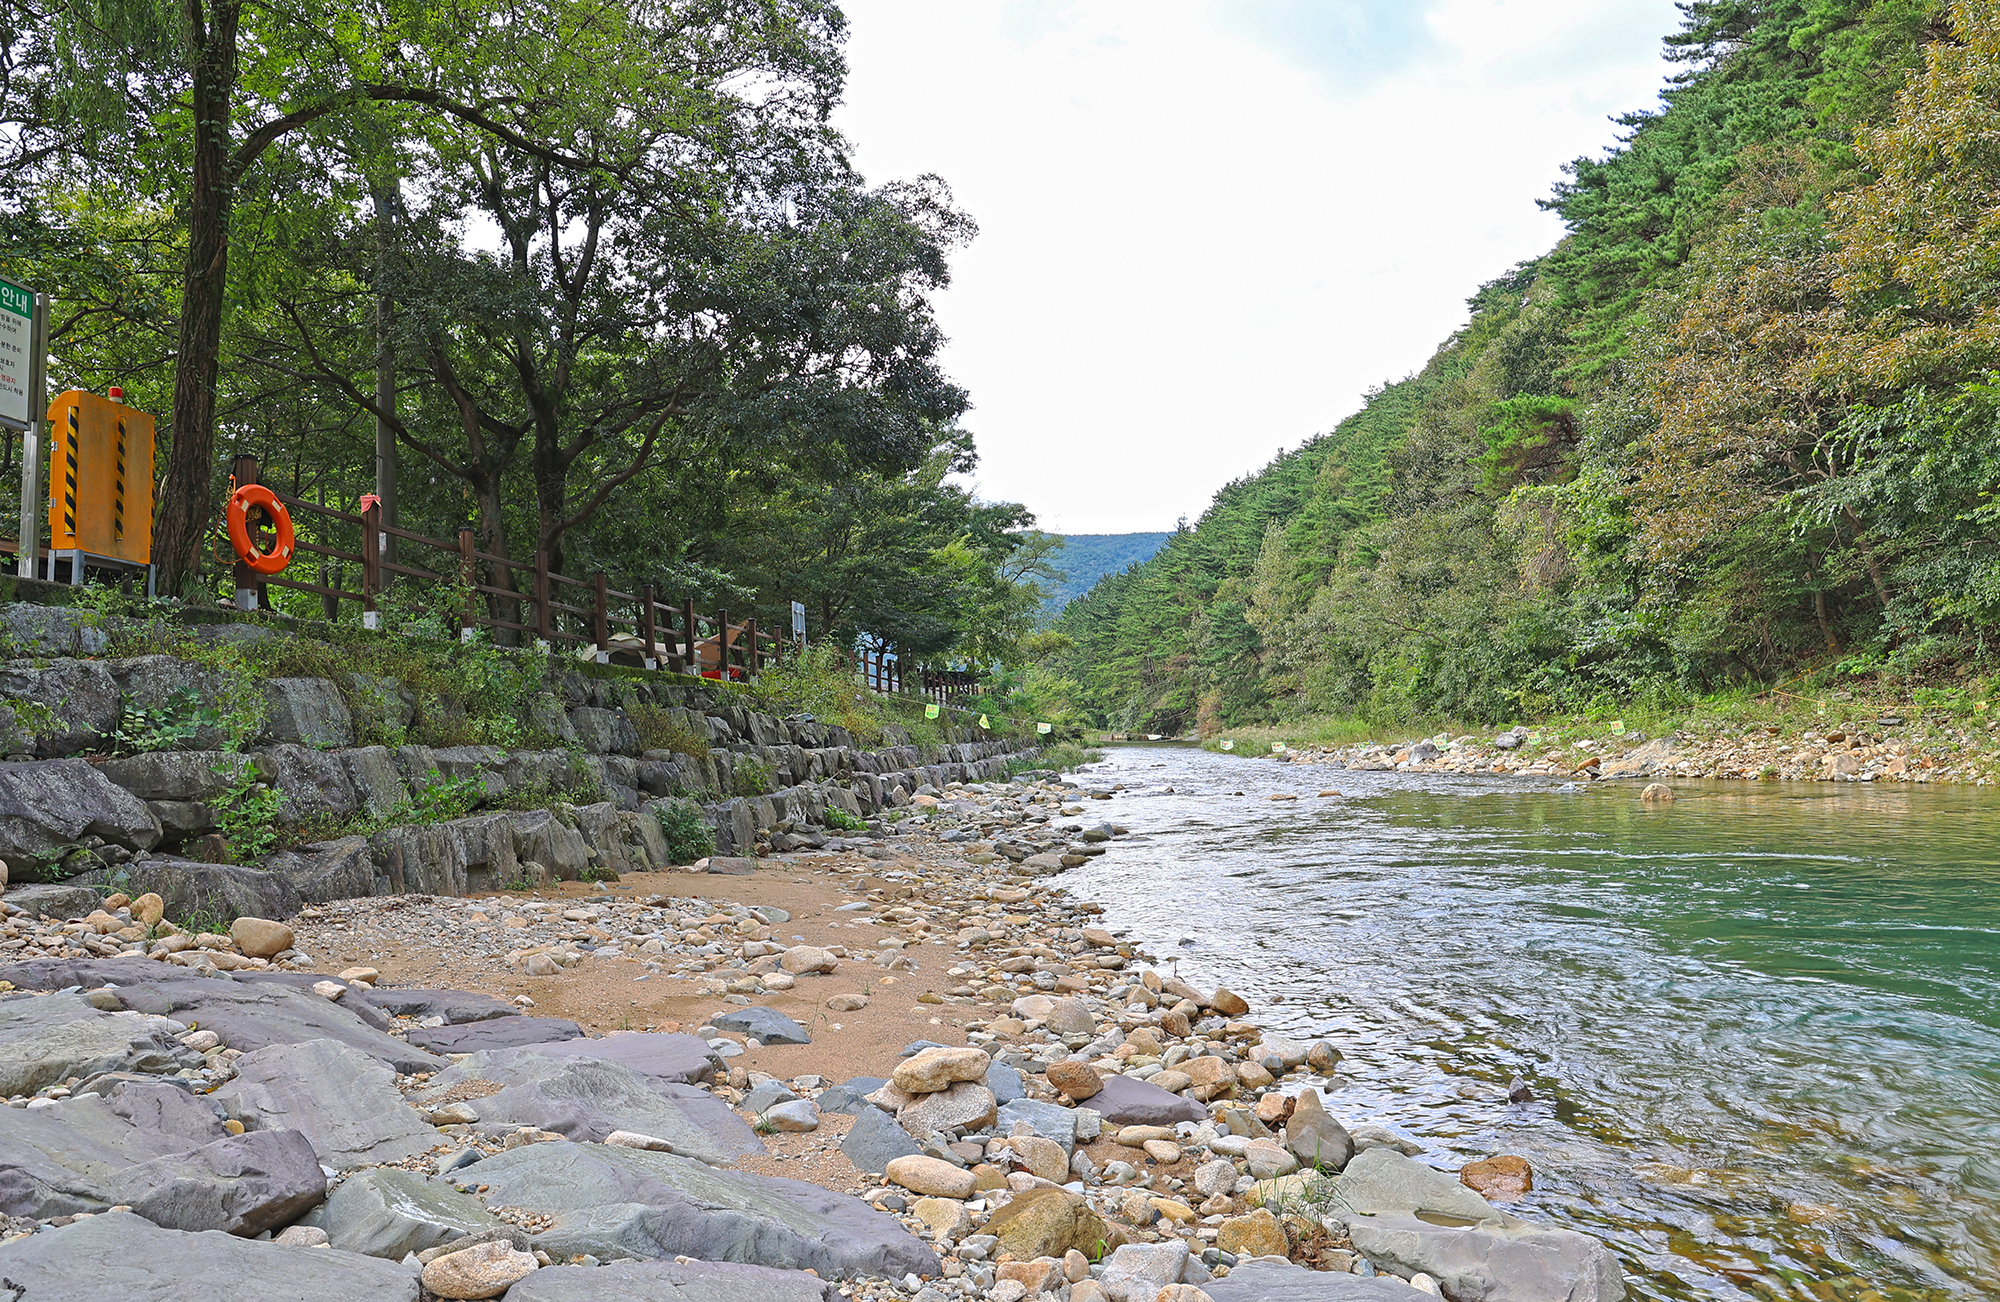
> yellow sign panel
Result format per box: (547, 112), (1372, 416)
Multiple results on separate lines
(47, 391), (154, 564)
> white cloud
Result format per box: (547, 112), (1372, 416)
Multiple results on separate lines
(834, 0), (1682, 533)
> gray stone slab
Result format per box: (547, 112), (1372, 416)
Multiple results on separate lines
(361, 987), (520, 1024)
(210, 1039), (436, 1170)
(838, 1103), (921, 1174)
(986, 1061), (1026, 1105)
(0, 882), (98, 918)
(996, 1098), (1079, 1156)
(1329, 1148), (1503, 1224)
(0, 1084), (325, 1233)
(405, 1016), (583, 1054)
(713, 1005), (810, 1045)
(507, 1258), (841, 1302)
(300, 1167), (503, 1260)
(0, 1210), (422, 1301)
(413, 1053), (759, 1165)
(0, 992), (203, 1097)
(1345, 1214), (1628, 1302)
(815, 1076), (886, 1116)
(504, 1034), (718, 1086)
(1205, 1259), (1437, 1301)
(471, 1141), (937, 1281)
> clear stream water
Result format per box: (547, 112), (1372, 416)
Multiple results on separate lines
(1060, 746), (2000, 1302)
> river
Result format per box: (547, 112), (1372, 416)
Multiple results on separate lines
(1059, 745), (2000, 1302)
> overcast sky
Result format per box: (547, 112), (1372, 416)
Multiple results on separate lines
(833, 0), (1684, 535)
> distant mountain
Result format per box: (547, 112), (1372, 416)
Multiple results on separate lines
(1045, 533), (1173, 615)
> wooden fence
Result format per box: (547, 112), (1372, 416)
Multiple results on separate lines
(225, 456), (782, 681)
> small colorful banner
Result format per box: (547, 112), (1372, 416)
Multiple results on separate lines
(1037, 722), (1052, 734)
(924, 703), (940, 719)
(1609, 719), (1626, 734)
(978, 714), (990, 729)
(1220, 739), (1235, 750)
(1272, 743), (1286, 753)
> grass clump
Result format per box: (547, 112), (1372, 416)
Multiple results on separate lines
(631, 704), (710, 757)
(1011, 741), (1101, 777)
(653, 796), (715, 863)
(730, 758), (776, 797)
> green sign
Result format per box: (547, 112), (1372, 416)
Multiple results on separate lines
(0, 274), (36, 431)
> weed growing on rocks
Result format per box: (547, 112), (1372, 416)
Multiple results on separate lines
(652, 797), (714, 863)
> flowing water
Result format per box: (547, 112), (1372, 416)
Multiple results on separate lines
(1059, 745), (2000, 1302)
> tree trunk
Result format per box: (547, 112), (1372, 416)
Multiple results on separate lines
(152, 0), (243, 598)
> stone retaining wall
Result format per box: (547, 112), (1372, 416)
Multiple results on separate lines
(0, 603), (1037, 920)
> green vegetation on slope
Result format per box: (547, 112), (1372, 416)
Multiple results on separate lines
(1042, 0), (2000, 736)
(1042, 534), (1174, 614)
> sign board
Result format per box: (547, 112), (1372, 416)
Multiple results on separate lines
(0, 276), (36, 431)
(791, 600), (806, 639)
(924, 703), (940, 719)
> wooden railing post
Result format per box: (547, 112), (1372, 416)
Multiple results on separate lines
(457, 527), (478, 639)
(745, 617), (759, 679)
(230, 454), (266, 611)
(679, 598), (696, 674)
(640, 584), (658, 666)
(592, 572), (609, 656)
(715, 608), (729, 679)
(360, 497), (382, 629)
(533, 551), (551, 642)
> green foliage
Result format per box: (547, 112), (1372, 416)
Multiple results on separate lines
(652, 797), (715, 863)
(113, 688), (219, 755)
(730, 759), (776, 797)
(629, 705), (710, 758)
(822, 805), (867, 832)
(213, 757), (285, 863)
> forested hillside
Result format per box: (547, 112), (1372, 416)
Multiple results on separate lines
(1044, 0), (1998, 735)
(1043, 534), (1174, 614)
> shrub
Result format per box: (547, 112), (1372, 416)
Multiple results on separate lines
(631, 704), (710, 757)
(653, 797), (714, 863)
(730, 758), (776, 797)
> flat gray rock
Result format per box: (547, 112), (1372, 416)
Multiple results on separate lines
(815, 1077), (886, 1115)
(471, 1141), (937, 1281)
(986, 1061), (1026, 1105)
(413, 1053), (759, 1165)
(838, 1104), (921, 1174)
(996, 1098), (1079, 1155)
(1329, 1148), (1503, 1224)
(1205, 1259), (1420, 1300)
(0, 1211), (421, 1301)
(362, 988), (520, 1024)
(507, 1258), (841, 1302)
(712, 1005), (810, 1045)
(0, 960), (438, 1072)
(406, 1016), (582, 1054)
(210, 1039), (436, 1170)
(0, 882), (99, 918)
(300, 1167), (503, 1260)
(511, 1032), (719, 1086)
(1345, 1214), (1628, 1302)
(0, 992), (203, 1097)
(1090, 1072), (1209, 1126)
(0, 1082), (324, 1233)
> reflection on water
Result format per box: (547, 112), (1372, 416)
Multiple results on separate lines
(1063, 748), (2000, 1301)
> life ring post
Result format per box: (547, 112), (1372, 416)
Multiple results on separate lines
(225, 455), (295, 606)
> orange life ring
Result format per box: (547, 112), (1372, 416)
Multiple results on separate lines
(226, 484), (294, 575)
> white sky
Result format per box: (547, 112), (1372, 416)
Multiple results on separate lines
(833, 0), (1684, 534)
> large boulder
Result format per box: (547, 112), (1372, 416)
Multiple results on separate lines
(411, 1052), (759, 1165)
(0, 758), (162, 858)
(1329, 1147), (1504, 1224)
(1284, 1089), (1355, 1172)
(0, 1082), (325, 1233)
(210, 1038), (436, 1170)
(0, 658), (121, 756)
(505, 1258), (840, 1302)
(0, 1210), (422, 1300)
(97, 749), (235, 802)
(0, 992), (203, 1096)
(469, 1141), (937, 1281)
(982, 1187), (1117, 1261)
(260, 677), (356, 747)
(838, 1105), (921, 1174)
(713, 1005), (810, 1046)
(300, 1167), (503, 1259)
(74, 858), (303, 926)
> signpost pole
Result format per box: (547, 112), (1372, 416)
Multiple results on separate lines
(9, 287), (48, 581)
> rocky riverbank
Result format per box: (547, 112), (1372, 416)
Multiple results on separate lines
(1262, 715), (2000, 786)
(0, 768), (1628, 1301)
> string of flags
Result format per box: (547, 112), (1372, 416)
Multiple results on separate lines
(920, 699), (1051, 735)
